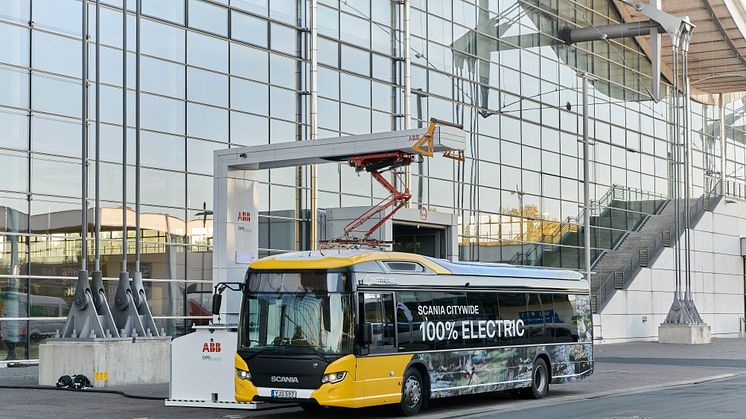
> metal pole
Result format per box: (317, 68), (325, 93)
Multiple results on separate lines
(582, 72), (592, 291)
(309, 0), (318, 250)
(719, 93), (726, 191)
(94, 0), (101, 273)
(121, 0), (128, 273)
(81, 0), (89, 273)
(135, 0), (141, 273)
(403, 0), (412, 206)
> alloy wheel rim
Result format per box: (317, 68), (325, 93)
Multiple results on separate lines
(404, 376), (422, 408)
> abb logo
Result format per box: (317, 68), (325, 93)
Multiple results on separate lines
(237, 211), (251, 222)
(202, 338), (222, 353)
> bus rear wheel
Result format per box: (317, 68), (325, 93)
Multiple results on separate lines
(526, 358), (549, 399)
(397, 368), (425, 416)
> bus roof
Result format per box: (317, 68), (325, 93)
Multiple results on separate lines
(249, 250), (583, 281)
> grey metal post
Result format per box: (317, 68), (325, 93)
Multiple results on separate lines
(121, 0), (128, 274)
(135, 0), (141, 275)
(309, 0), (318, 249)
(94, 0), (101, 275)
(403, 0), (412, 205)
(719, 93), (726, 191)
(581, 72), (592, 291)
(80, 0), (89, 276)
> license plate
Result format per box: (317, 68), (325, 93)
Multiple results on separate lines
(271, 389), (297, 399)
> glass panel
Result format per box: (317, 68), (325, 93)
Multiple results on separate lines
(141, 19), (185, 63)
(340, 73), (369, 107)
(230, 43), (268, 82)
(340, 12), (369, 48)
(186, 173), (212, 209)
(525, 294), (547, 344)
(551, 294), (577, 343)
(496, 292), (529, 345)
(141, 93), (185, 135)
(230, 78), (268, 115)
(188, 0), (228, 36)
(142, 0), (185, 24)
(187, 67), (228, 107)
(31, 114), (81, 158)
(33, 0), (80, 35)
(269, 54), (296, 87)
(31, 73), (81, 116)
(240, 292), (353, 355)
(270, 23), (296, 55)
(0, 151), (27, 192)
(141, 168), (184, 207)
(2, 66), (29, 109)
(141, 131), (184, 171)
(340, 45), (369, 76)
(269, 0), (295, 25)
(0, 22), (29, 66)
(269, 86), (296, 121)
(0, 108), (29, 150)
(395, 291), (433, 351)
(187, 103), (228, 142)
(466, 292), (500, 347)
(0, 0), (30, 23)
(231, 11), (267, 48)
(231, 112), (269, 146)
(340, 104), (370, 135)
(187, 31), (227, 72)
(141, 57), (184, 98)
(31, 156), (81, 197)
(233, 0), (268, 16)
(187, 138), (223, 175)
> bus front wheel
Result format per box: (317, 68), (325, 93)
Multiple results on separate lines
(526, 358), (549, 399)
(398, 367), (425, 416)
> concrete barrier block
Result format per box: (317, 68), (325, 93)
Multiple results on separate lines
(39, 338), (171, 387)
(657, 324), (711, 344)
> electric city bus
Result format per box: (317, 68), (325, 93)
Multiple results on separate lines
(232, 250), (593, 415)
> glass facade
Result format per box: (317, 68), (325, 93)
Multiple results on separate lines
(1, 0), (745, 360)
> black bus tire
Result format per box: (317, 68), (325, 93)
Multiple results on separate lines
(397, 367), (425, 416)
(527, 358), (549, 399)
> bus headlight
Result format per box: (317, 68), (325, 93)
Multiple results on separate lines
(321, 371), (347, 384)
(236, 368), (251, 380)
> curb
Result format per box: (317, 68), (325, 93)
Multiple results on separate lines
(422, 371), (746, 419)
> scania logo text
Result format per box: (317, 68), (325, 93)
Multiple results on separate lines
(271, 376), (299, 383)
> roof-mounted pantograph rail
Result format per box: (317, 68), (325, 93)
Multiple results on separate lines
(216, 118), (466, 245)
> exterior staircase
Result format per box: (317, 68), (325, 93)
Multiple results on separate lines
(591, 183), (723, 313)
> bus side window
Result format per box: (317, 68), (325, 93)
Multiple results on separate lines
(466, 292), (499, 347)
(526, 294), (547, 344)
(497, 293), (529, 345)
(552, 294), (577, 343)
(396, 291), (433, 351)
(361, 293), (395, 354)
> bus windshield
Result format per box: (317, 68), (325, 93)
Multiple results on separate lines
(239, 292), (354, 356)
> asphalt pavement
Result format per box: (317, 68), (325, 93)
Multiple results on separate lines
(1, 338), (746, 418)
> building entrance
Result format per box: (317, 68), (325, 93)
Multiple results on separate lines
(392, 223), (447, 259)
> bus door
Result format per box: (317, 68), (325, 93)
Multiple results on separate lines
(357, 292), (408, 406)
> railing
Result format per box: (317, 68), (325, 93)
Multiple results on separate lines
(724, 180), (746, 200)
(593, 271), (617, 313)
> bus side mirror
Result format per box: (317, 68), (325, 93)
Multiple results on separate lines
(211, 294), (222, 315)
(362, 323), (373, 344)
